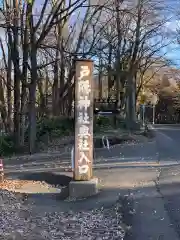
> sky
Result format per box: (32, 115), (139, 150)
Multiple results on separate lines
(0, 0), (180, 68)
(160, 0), (180, 66)
(163, 20), (180, 66)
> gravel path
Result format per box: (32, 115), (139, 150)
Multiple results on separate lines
(0, 189), (126, 240)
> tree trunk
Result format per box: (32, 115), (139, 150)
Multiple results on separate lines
(115, 0), (122, 109)
(107, 44), (112, 99)
(125, 1), (142, 129)
(52, 61), (59, 116)
(59, 42), (65, 114)
(12, 0), (21, 147)
(13, 43), (21, 147)
(20, 24), (29, 146)
(98, 40), (103, 99)
(29, 46), (37, 154)
(0, 76), (8, 132)
(126, 74), (137, 130)
(7, 41), (12, 133)
(37, 76), (46, 116)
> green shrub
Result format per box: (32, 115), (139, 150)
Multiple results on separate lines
(36, 117), (74, 141)
(94, 116), (112, 132)
(116, 117), (127, 129)
(0, 134), (16, 156)
(96, 116), (111, 126)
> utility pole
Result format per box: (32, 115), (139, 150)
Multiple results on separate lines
(151, 95), (158, 125)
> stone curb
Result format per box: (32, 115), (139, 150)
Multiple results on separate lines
(3, 152), (67, 164)
(3, 140), (156, 165)
(101, 139), (156, 150)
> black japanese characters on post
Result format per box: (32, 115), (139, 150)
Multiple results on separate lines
(74, 60), (93, 181)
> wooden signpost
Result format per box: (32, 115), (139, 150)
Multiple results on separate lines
(74, 59), (94, 181)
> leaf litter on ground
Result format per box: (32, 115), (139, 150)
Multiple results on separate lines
(0, 187), (126, 240)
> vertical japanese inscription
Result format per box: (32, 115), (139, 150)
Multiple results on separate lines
(74, 60), (93, 181)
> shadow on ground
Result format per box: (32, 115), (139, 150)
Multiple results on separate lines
(19, 171), (72, 187)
